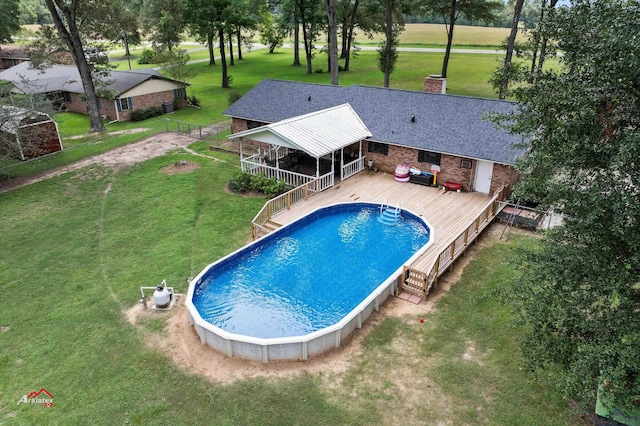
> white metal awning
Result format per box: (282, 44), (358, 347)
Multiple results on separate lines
(229, 103), (372, 158)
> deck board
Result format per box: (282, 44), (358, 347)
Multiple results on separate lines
(270, 172), (495, 274)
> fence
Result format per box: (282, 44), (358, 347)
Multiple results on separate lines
(163, 118), (230, 140)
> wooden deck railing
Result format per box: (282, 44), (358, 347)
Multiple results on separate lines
(252, 179), (326, 239)
(400, 184), (510, 298)
(341, 157), (366, 180)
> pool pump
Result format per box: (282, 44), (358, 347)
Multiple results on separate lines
(153, 280), (173, 309)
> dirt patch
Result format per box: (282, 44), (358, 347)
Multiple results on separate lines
(0, 133), (196, 194)
(107, 128), (151, 136)
(66, 127), (151, 140)
(160, 160), (200, 175)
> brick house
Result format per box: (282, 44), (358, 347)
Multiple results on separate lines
(0, 62), (187, 121)
(224, 78), (524, 195)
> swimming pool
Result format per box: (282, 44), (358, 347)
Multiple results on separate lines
(186, 202), (434, 362)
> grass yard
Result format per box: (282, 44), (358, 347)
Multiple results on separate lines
(0, 142), (579, 424)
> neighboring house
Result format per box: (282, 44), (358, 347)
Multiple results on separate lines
(0, 46), (30, 70)
(0, 62), (188, 121)
(0, 106), (62, 160)
(224, 78), (525, 194)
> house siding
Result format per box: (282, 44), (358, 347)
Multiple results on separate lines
(64, 89), (187, 121)
(232, 118), (518, 193)
(117, 89), (187, 121)
(490, 163), (519, 194)
(364, 142), (481, 191)
(64, 93), (117, 120)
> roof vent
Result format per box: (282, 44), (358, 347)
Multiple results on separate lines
(308, 96), (311, 101)
(411, 115), (415, 123)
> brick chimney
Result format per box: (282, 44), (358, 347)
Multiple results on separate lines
(424, 75), (447, 94)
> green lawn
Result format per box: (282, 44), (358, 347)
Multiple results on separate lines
(0, 143), (579, 424)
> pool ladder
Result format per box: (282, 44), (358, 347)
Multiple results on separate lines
(378, 200), (402, 225)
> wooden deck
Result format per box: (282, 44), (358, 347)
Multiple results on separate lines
(269, 171), (499, 281)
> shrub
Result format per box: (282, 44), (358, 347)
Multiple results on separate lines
(137, 49), (157, 65)
(227, 172), (292, 198)
(130, 106), (164, 121)
(227, 172), (252, 193)
(228, 90), (242, 106)
(187, 95), (200, 108)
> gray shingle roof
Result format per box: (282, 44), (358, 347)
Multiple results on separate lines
(223, 79), (525, 165)
(0, 61), (181, 98)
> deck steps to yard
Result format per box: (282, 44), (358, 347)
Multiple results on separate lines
(264, 220), (282, 231)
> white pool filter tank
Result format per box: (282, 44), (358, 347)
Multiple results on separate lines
(153, 280), (172, 308)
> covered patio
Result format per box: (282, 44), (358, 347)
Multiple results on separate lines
(229, 104), (372, 192)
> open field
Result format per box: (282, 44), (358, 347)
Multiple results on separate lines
(0, 138), (579, 423)
(369, 23), (521, 47)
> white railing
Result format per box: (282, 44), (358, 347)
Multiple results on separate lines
(241, 158), (316, 188)
(341, 157), (366, 180)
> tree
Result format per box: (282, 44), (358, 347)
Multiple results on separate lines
(19, 0), (53, 25)
(528, 0), (559, 80)
(94, 0), (142, 61)
(337, 0), (361, 71)
(424, 0), (501, 78)
(323, 0), (339, 84)
(259, 10), (287, 53)
(294, 0), (326, 74)
(38, 0), (108, 133)
(139, 0), (185, 50)
(497, 0), (524, 99)
(156, 49), (197, 84)
(184, 0), (221, 65)
(358, 0), (408, 87)
(379, 0), (399, 87)
(0, 0), (21, 43)
(498, 0), (640, 409)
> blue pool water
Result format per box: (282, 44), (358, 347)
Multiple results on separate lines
(192, 203), (430, 339)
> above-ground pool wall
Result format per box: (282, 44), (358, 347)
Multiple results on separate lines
(188, 276), (396, 363)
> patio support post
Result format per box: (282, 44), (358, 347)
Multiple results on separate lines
(276, 146), (281, 180)
(316, 157), (320, 178)
(340, 148), (344, 181)
(331, 152), (335, 179)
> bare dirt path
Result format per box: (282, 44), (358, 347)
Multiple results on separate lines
(0, 132), (199, 195)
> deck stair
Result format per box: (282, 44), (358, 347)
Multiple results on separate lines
(264, 220), (282, 231)
(378, 201), (402, 225)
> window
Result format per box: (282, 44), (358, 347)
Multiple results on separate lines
(118, 97), (130, 111)
(418, 150), (441, 165)
(247, 120), (264, 130)
(63, 92), (71, 103)
(173, 88), (187, 99)
(368, 142), (389, 156)
(460, 159), (472, 169)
